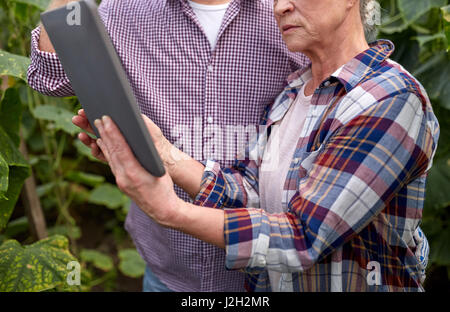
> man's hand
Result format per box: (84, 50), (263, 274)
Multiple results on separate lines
(72, 109), (107, 162)
(71, 109), (179, 166)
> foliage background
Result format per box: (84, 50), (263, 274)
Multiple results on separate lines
(0, 0), (449, 291)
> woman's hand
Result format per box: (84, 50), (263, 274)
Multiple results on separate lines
(77, 114), (224, 248)
(72, 109), (204, 199)
(140, 114), (187, 172)
(93, 115), (182, 227)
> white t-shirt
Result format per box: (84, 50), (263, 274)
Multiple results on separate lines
(259, 73), (313, 291)
(188, 1), (230, 50)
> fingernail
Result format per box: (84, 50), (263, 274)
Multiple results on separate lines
(102, 115), (109, 123)
(94, 119), (101, 128)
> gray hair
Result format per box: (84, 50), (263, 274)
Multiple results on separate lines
(360, 0), (380, 42)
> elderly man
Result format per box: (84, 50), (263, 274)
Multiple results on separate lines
(28, 0), (309, 291)
(89, 0), (437, 291)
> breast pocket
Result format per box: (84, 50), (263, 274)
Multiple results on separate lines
(299, 144), (325, 175)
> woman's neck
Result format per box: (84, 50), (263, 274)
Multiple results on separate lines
(304, 26), (369, 96)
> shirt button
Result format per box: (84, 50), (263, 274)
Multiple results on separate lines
(207, 116), (214, 123)
(207, 65), (214, 72)
(324, 81), (331, 87)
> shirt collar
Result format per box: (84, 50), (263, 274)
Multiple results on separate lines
(286, 40), (395, 93)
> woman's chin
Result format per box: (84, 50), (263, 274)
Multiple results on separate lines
(285, 41), (308, 54)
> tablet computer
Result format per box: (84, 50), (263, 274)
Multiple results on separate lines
(40, 0), (166, 177)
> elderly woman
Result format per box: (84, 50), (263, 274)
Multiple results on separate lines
(74, 0), (438, 291)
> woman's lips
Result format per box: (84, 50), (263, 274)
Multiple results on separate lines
(282, 25), (300, 34)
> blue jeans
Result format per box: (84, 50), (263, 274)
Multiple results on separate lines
(142, 266), (174, 292)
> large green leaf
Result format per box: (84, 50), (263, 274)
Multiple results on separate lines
(80, 249), (113, 272)
(0, 92), (30, 229)
(398, 0), (447, 23)
(0, 235), (77, 291)
(88, 183), (128, 209)
(0, 122), (27, 168)
(0, 154), (8, 200)
(32, 104), (79, 135)
(0, 88), (22, 147)
(8, 0), (51, 11)
(0, 50), (30, 82)
(118, 249), (145, 278)
(0, 166), (30, 229)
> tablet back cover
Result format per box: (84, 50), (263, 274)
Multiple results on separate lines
(41, 0), (165, 177)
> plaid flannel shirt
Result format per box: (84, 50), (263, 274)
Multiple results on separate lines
(194, 40), (439, 292)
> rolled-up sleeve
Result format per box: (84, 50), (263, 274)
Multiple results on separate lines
(27, 26), (75, 97)
(193, 159), (260, 210)
(223, 92), (439, 274)
(27, 0), (111, 97)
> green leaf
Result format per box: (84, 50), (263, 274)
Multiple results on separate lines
(118, 249), (145, 278)
(13, 2), (28, 24)
(379, 13), (409, 34)
(0, 126), (28, 168)
(398, 0), (447, 23)
(47, 225), (81, 240)
(80, 249), (113, 272)
(36, 181), (55, 198)
(4, 216), (29, 237)
(415, 52), (450, 109)
(430, 227), (450, 266)
(88, 183), (128, 209)
(425, 157), (450, 210)
(413, 33), (447, 47)
(65, 170), (105, 187)
(0, 155), (8, 200)
(0, 166), (30, 229)
(0, 235), (77, 291)
(0, 124), (30, 229)
(8, 0), (51, 11)
(0, 50), (30, 82)
(443, 5), (450, 49)
(443, 5), (450, 21)
(32, 105), (79, 135)
(0, 88), (22, 147)
(73, 139), (102, 163)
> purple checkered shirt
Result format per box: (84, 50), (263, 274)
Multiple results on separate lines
(27, 0), (309, 291)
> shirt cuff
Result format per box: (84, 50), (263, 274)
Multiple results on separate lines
(223, 208), (268, 272)
(29, 26), (68, 80)
(193, 160), (226, 208)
